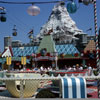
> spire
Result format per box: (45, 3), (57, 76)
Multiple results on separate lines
(37, 33), (56, 54)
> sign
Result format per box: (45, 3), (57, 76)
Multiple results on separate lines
(21, 56), (26, 65)
(6, 57), (11, 65)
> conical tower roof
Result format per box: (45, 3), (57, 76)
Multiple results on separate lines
(84, 40), (96, 53)
(37, 34), (56, 53)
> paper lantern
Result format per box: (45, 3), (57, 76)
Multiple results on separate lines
(27, 5), (40, 16)
(67, 2), (77, 14)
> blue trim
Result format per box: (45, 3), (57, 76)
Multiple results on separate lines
(79, 77), (85, 98)
(63, 78), (68, 98)
(71, 78), (77, 98)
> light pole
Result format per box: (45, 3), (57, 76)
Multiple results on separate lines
(79, 0), (100, 97)
(85, 0), (100, 98)
(92, 0), (99, 73)
(93, 0), (100, 98)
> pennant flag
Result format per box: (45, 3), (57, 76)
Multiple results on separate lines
(28, 29), (33, 34)
(48, 29), (53, 34)
(86, 28), (92, 32)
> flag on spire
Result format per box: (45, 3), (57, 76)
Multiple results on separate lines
(86, 28), (92, 32)
(28, 29), (33, 34)
(48, 29), (53, 34)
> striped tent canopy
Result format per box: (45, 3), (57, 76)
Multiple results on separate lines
(61, 77), (87, 98)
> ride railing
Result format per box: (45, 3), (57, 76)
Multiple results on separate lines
(0, 71), (100, 98)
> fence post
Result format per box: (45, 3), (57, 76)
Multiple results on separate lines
(20, 80), (24, 98)
(97, 79), (100, 98)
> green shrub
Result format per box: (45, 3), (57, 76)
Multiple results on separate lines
(36, 89), (56, 98)
(93, 70), (99, 76)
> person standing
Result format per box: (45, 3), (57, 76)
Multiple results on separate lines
(88, 64), (92, 76)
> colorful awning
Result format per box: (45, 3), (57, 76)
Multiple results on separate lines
(61, 77), (87, 98)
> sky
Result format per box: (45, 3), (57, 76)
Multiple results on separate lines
(0, 0), (100, 52)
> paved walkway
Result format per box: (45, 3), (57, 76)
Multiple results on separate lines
(0, 90), (36, 99)
(0, 88), (98, 99)
(0, 90), (13, 98)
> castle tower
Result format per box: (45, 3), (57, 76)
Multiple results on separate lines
(4, 36), (12, 49)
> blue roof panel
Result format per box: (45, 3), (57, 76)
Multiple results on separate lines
(55, 44), (79, 55)
(12, 44), (79, 57)
(12, 46), (38, 57)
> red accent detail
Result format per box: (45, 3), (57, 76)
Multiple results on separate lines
(31, 53), (35, 57)
(58, 57), (88, 60)
(36, 52), (51, 58)
(74, 53), (78, 57)
(16, 62), (20, 65)
(81, 50), (84, 53)
(1, 49), (7, 56)
(26, 68), (30, 71)
(56, 71), (86, 74)
(97, 57), (99, 59)
(96, 42), (98, 45)
(48, 29), (53, 35)
(46, 53), (50, 56)
(87, 50), (90, 54)
(37, 59), (53, 61)
(9, 46), (13, 56)
(36, 53), (41, 57)
(1, 46), (13, 57)
(26, 55), (30, 59)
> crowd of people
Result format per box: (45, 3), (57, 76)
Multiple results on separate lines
(0, 63), (94, 76)
(64, 64), (92, 71)
(63, 63), (93, 75)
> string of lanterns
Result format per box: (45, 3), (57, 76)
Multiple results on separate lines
(0, 0), (76, 17)
(0, 0), (95, 37)
(0, 0), (94, 22)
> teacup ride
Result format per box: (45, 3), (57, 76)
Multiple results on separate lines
(3, 70), (89, 98)
(5, 71), (43, 98)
